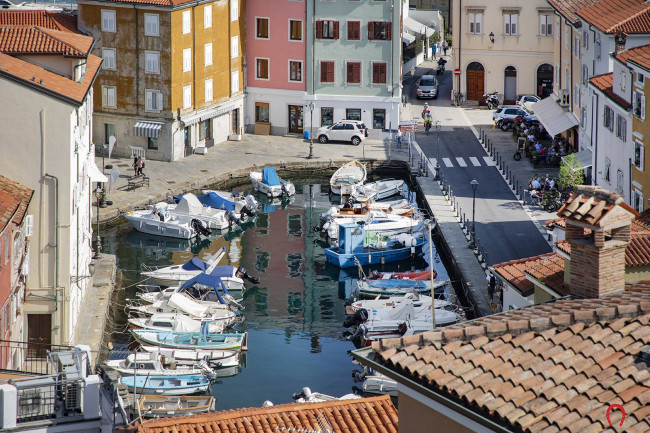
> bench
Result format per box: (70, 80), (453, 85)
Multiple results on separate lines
(128, 175), (150, 190)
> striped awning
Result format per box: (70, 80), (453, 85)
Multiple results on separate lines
(134, 121), (164, 138)
(182, 105), (235, 126)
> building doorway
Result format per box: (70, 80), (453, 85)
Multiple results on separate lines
(288, 105), (303, 134)
(373, 109), (386, 129)
(504, 66), (517, 103)
(232, 109), (239, 135)
(466, 62), (485, 101)
(27, 314), (51, 358)
(537, 64), (554, 98)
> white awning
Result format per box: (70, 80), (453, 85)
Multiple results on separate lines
(563, 149), (593, 169)
(88, 159), (108, 183)
(530, 97), (579, 138)
(134, 121), (164, 138)
(402, 33), (416, 44)
(182, 105), (235, 127)
(403, 17), (435, 37)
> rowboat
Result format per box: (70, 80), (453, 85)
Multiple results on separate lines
(330, 161), (367, 195)
(139, 395), (214, 418)
(139, 346), (241, 369)
(121, 375), (210, 395)
(104, 352), (214, 377)
(351, 179), (404, 201)
(128, 313), (226, 334)
(131, 327), (248, 351)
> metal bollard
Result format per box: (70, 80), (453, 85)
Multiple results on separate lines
(509, 171), (513, 186)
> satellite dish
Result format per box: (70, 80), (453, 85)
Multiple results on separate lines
(108, 168), (120, 194)
(108, 135), (116, 159)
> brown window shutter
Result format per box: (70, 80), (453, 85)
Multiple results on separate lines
(381, 63), (386, 83)
(316, 21), (323, 39)
(320, 62), (327, 82)
(368, 22), (375, 40)
(346, 63), (353, 83)
(372, 63), (379, 83)
(327, 62), (334, 82)
(348, 21), (357, 40)
(333, 21), (339, 39)
(354, 63), (360, 83)
(355, 22), (360, 39)
(386, 22), (392, 40)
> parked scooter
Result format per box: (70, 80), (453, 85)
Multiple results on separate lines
(483, 92), (499, 110)
(436, 58), (447, 75)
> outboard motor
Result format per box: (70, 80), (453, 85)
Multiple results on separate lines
(226, 210), (243, 226)
(348, 324), (368, 340)
(292, 387), (313, 401)
(190, 218), (211, 237)
(343, 308), (368, 328)
(236, 266), (260, 284)
(240, 205), (255, 218)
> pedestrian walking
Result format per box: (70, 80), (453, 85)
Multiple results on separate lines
(432, 43), (437, 59)
(443, 40), (448, 56)
(137, 157), (145, 176)
(132, 156), (139, 176)
(396, 130), (402, 148)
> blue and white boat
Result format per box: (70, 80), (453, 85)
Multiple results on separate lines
(324, 223), (427, 268)
(131, 324), (248, 351)
(121, 375), (210, 395)
(356, 278), (450, 298)
(249, 167), (296, 197)
(197, 190), (259, 217)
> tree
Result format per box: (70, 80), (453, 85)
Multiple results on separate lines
(429, 31), (439, 46)
(557, 153), (585, 191)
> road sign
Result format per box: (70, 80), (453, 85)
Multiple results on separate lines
(399, 124), (418, 132)
(454, 68), (461, 76)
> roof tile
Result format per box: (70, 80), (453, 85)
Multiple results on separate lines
(0, 175), (32, 227)
(576, 0), (650, 34)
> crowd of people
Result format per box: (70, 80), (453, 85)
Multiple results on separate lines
(528, 173), (557, 205)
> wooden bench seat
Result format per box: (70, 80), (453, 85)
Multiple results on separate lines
(128, 175), (150, 190)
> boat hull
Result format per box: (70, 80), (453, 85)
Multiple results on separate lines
(143, 274), (245, 291)
(139, 395), (214, 418)
(140, 346), (241, 368)
(121, 375), (209, 396)
(132, 330), (248, 351)
(124, 213), (196, 239)
(324, 243), (426, 268)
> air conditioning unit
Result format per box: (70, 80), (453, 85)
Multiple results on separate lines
(558, 89), (570, 107)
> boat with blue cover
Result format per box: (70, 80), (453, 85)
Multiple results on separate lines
(195, 191), (259, 217)
(249, 167), (296, 197)
(324, 222), (427, 268)
(131, 323), (248, 351)
(356, 278), (451, 298)
(121, 374), (211, 395)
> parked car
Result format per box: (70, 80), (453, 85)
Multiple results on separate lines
(317, 121), (367, 146)
(493, 106), (528, 123)
(416, 75), (439, 99)
(517, 95), (541, 112)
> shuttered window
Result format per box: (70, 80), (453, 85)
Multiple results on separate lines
(256, 18), (269, 38)
(368, 21), (391, 40)
(256, 58), (269, 79)
(347, 21), (360, 40)
(372, 62), (387, 84)
(316, 20), (339, 39)
(101, 9), (116, 32)
(144, 13), (159, 36)
(346, 62), (361, 84)
(145, 90), (163, 112)
(320, 61), (335, 83)
(289, 20), (302, 41)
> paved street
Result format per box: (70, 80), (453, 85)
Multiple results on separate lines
(404, 59), (552, 265)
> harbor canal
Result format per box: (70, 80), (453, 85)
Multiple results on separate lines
(101, 178), (450, 410)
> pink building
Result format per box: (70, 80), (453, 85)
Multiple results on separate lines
(245, 0), (306, 135)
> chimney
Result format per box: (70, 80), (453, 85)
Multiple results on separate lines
(615, 32), (627, 54)
(558, 186), (637, 298)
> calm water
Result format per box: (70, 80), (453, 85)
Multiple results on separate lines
(102, 180), (449, 410)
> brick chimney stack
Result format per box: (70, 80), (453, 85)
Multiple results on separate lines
(558, 186), (638, 298)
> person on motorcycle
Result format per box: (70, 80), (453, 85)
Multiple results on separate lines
(421, 103), (430, 119)
(424, 113), (432, 134)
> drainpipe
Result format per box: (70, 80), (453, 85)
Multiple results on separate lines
(312, 0), (315, 97)
(134, 5), (140, 115)
(43, 173), (59, 315)
(629, 157), (633, 203)
(391, 0), (394, 98)
(593, 91), (599, 185)
(558, 20), (562, 93)
(569, 21), (573, 108)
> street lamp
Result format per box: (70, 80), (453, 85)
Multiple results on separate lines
(426, 219), (436, 329)
(434, 121), (441, 180)
(93, 186), (102, 259)
(308, 101), (315, 159)
(469, 179), (479, 249)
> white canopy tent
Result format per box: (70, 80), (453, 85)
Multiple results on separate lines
(530, 97), (579, 138)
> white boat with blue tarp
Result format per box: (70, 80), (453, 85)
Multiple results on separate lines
(131, 323), (248, 351)
(195, 190), (259, 218)
(249, 167), (296, 197)
(121, 374), (211, 396)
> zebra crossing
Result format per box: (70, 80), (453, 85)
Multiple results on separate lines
(430, 156), (497, 169)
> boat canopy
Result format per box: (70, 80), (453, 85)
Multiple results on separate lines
(262, 167), (280, 186)
(366, 279), (428, 290)
(175, 193), (204, 215)
(196, 192), (236, 211)
(168, 293), (210, 317)
(179, 273), (233, 305)
(181, 257), (209, 271)
(208, 265), (236, 278)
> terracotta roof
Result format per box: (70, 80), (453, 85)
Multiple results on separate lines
(576, 0), (650, 34)
(118, 396), (398, 433)
(0, 51), (101, 105)
(523, 253), (568, 296)
(547, 0), (600, 25)
(0, 191), (20, 234)
(367, 285), (650, 433)
(0, 175), (32, 226)
(617, 44), (650, 72)
(78, 0), (196, 8)
(557, 234), (650, 267)
(547, 215), (650, 232)
(0, 26), (92, 57)
(589, 72), (634, 109)
(557, 185), (638, 226)
(0, 10), (79, 33)
(637, 208), (650, 229)
(556, 239), (572, 256)
(492, 253), (564, 297)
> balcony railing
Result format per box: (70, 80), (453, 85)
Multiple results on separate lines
(0, 339), (73, 375)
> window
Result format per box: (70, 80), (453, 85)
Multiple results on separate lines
(144, 13), (159, 36)
(182, 10), (191, 34)
(617, 169), (624, 195)
(320, 61), (334, 83)
(230, 0), (238, 21)
(368, 21), (391, 40)
(539, 14), (552, 36)
(289, 20), (302, 41)
(556, 17), (560, 40)
(633, 189), (643, 212)
(145, 51), (159, 74)
(346, 61), (361, 84)
(104, 123), (115, 144)
(346, 108), (361, 121)
(148, 137), (158, 149)
(595, 38), (601, 60)
(102, 85), (116, 107)
(348, 21), (360, 40)
(199, 119), (212, 141)
(321, 107), (333, 127)
(604, 157), (611, 182)
(230, 36), (239, 58)
(373, 109), (386, 129)
(604, 105), (614, 131)
(204, 5), (212, 28)
(620, 70), (627, 93)
(635, 90), (646, 120)
(637, 72), (645, 85)
(372, 62), (387, 84)
(4, 234), (9, 265)
(564, 26), (568, 49)
(504, 13), (518, 36)
(316, 20), (339, 39)
(101, 48), (116, 70)
(574, 35), (580, 58)
(555, 64), (559, 84)
(183, 85), (191, 109)
(256, 58), (269, 79)
(289, 60), (302, 82)
(256, 18), (269, 38)
(204, 43), (212, 66)
(101, 9), (116, 32)
(582, 31), (588, 49)
(635, 141), (644, 171)
(255, 102), (269, 122)
(183, 48), (191, 72)
(580, 107), (587, 128)
(582, 65), (588, 85)
(205, 79), (213, 102)
(231, 71), (239, 93)
(616, 114), (627, 142)
(145, 89), (163, 112)
(468, 12), (482, 34)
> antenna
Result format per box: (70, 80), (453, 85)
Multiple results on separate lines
(275, 412), (334, 433)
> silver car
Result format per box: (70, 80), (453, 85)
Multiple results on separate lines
(416, 75), (438, 99)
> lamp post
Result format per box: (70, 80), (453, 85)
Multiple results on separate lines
(469, 179), (479, 249)
(434, 121), (441, 180)
(93, 186), (102, 259)
(426, 219), (436, 329)
(308, 101), (315, 159)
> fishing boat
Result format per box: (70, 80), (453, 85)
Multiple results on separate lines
(121, 375), (210, 396)
(323, 210), (424, 241)
(249, 167), (296, 197)
(324, 223), (427, 268)
(128, 313), (226, 334)
(105, 352), (215, 377)
(161, 193), (235, 229)
(140, 346), (241, 369)
(351, 179), (404, 201)
(348, 292), (458, 314)
(356, 278), (450, 298)
(196, 190), (259, 217)
(139, 395), (214, 418)
(131, 326), (248, 351)
(124, 205), (211, 239)
(128, 291), (239, 324)
(330, 160), (367, 195)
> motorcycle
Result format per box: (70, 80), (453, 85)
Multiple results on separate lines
(436, 58), (447, 75)
(425, 119), (432, 135)
(497, 118), (514, 131)
(483, 92), (499, 110)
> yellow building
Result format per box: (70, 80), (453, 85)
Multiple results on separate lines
(78, 0), (245, 161)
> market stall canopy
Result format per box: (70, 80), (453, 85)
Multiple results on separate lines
(530, 97), (578, 138)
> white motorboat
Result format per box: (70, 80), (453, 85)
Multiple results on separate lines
(249, 167), (296, 197)
(355, 277), (450, 298)
(292, 387), (360, 403)
(128, 313), (226, 334)
(105, 352), (215, 377)
(349, 292), (458, 315)
(330, 160), (367, 195)
(124, 205), (211, 239)
(140, 346), (241, 369)
(139, 395), (214, 419)
(353, 366), (397, 397)
(163, 193), (235, 229)
(128, 293), (239, 324)
(351, 179), (404, 201)
(198, 190), (259, 217)
(324, 211), (425, 241)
